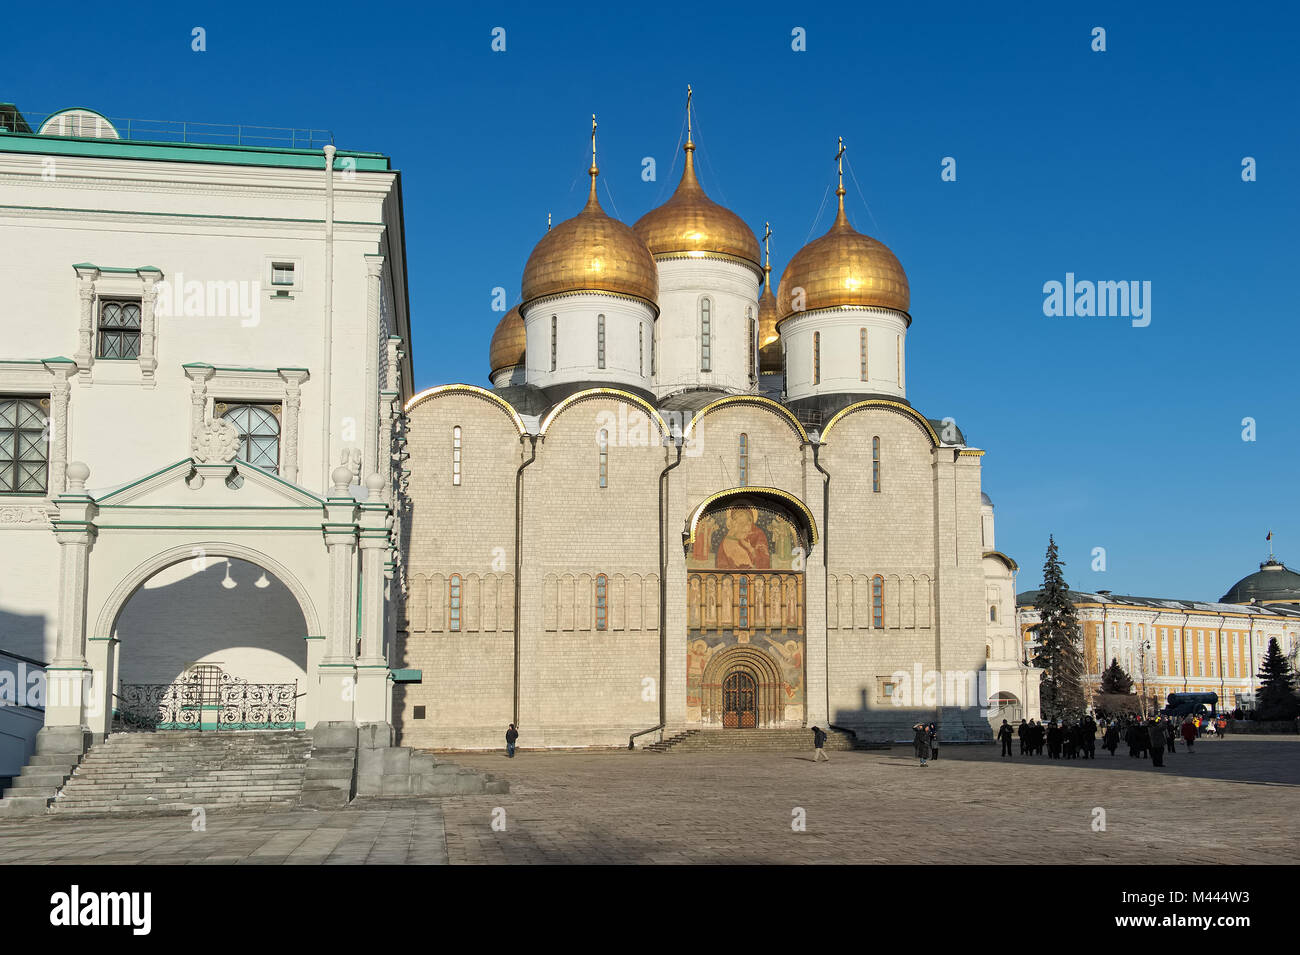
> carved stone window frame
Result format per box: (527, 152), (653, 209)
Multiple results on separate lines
(73, 264), (162, 388)
(183, 364), (310, 484)
(0, 357), (78, 499)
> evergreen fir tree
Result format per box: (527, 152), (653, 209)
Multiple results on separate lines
(1099, 658), (1134, 695)
(1256, 638), (1299, 720)
(1033, 536), (1086, 720)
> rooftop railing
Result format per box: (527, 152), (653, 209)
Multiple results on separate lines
(1, 106), (334, 150)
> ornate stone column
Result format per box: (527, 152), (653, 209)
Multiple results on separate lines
(46, 462), (97, 735)
(363, 255), (384, 479)
(355, 473), (392, 727)
(318, 465), (359, 724)
(73, 266), (98, 384)
(136, 267), (161, 387)
(183, 364), (216, 448)
(277, 368), (310, 484)
(42, 359), (77, 495)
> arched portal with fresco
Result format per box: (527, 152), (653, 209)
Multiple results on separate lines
(684, 490), (813, 728)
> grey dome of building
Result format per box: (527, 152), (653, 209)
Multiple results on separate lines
(1220, 559), (1300, 606)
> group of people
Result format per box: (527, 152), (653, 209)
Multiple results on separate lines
(910, 722), (940, 766)
(998, 716), (1099, 759)
(988, 713), (1223, 768)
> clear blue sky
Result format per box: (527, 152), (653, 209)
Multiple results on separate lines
(6, 0), (1297, 602)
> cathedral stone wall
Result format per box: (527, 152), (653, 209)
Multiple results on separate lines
(395, 391), (521, 748)
(397, 389), (1002, 748)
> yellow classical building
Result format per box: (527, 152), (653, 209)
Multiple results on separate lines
(1017, 560), (1300, 711)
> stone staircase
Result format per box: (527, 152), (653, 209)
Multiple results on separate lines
(646, 727), (886, 753)
(48, 730), (312, 815)
(0, 729), (89, 816)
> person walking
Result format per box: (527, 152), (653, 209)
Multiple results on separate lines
(913, 723), (930, 766)
(811, 725), (830, 762)
(1181, 718), (1197, 753)
(505, 723), (519, 758)
(998, 719), (1014, 757)
(1103, 721), (1119, 756)
(1147, 719), (1166, 768)
(1017, 719), (1028, 755)
(1165, 720), (1177, 754)
(928, 722), (940, 761)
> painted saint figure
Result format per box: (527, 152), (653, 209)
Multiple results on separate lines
(716, 507), (771, 570)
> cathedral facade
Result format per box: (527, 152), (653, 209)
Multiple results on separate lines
(396, 109), (1039, 749)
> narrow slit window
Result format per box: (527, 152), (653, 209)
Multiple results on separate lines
(598, 428), (608, 488)
(595, 574), (608, 631)
(872, 575), (884, 629)
(813, 331), (821, 385)
(738, 575), (749, 628)
(872, 436), (881, 493)
(738, 433), (748, 486)
(452, 425), (462, 486)
(550, 315), (557, 371)
(748, 309), (756, 380)
(597, 314), (606, 369)
(639, 325), (644, 376)
(700, 298), (711, 372)
(448, 575), (462, 631)
(860, 328), (868, 381)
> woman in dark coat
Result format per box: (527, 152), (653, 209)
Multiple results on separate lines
(927, 722), (939, 761)
(912, 723), (930, 766)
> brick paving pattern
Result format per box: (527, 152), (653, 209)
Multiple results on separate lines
(0, 737), (1294, 864)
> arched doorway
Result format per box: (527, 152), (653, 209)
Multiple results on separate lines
(685, 490), (813, 728)
(108, 556), (309, 730)
(988, 691), (1022, 723)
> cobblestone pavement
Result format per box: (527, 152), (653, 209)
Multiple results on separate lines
(0, 737), (1295, 864)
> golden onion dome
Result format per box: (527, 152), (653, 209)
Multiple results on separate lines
(632, 139), (761, 271)
(520, 164), (658, 311)
(776, 191), (909, 324)
(488, 304), (526, 376)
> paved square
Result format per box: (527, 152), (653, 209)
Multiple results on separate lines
(0, 737), (1294, 864)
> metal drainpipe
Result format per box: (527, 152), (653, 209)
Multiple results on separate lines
(513, 433), (538, 727)
(320, 144), (336, 490)
(629, 435), (683, 749)
(811, 440), (832, 733)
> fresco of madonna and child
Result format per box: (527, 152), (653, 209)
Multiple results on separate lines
(687, 504), (803, 571)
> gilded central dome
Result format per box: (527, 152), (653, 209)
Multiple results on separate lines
(520, 168), (658, 310)
(757, 248), (781, 374)
(489, 304), (525, 376)
(776, 196), (909, 323)
(632, 141), (761, 270)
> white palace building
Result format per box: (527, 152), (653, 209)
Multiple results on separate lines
(0, 104), (429, 807)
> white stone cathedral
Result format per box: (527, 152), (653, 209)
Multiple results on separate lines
(397, 106), (1040, 749)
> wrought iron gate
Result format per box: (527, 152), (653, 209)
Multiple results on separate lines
(722, 670), (758, 728)
(115, 665), (298, 731)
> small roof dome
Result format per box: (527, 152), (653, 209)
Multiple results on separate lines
(489, 305), (525, 376)
(981, 491), (993, 506)
(1220, 559), (1300, 605)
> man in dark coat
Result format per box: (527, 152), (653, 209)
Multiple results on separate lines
(1147, 719), (1166, 767)
(998, 719), (1014, 757)
(811, 725), (829, 762)
(1046, 721), (1063, 758)
(1103, 721), (1119, 755)
(505, 723), (519, 757)
(1082, 716), (1097, 758)
(1017, 719), (1028, 755)
(1165, 720), (1177, 754)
